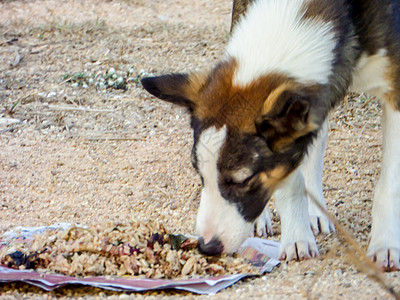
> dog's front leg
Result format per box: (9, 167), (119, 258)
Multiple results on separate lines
(368, 101), (400, 270)
(274, 168), (319, 261)
(253, 204), (273, 237)
(301, 119), (335, 235)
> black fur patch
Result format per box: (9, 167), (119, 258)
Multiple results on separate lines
(216, 129), (315, 222)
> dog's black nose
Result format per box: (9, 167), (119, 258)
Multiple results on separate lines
(198, 236), (224, 256)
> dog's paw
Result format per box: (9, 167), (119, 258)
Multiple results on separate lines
(279, 240), (319, 261)
(367, 247), (400, 271)
(310, 214), (335, 235)
(253, 206), (273, 237)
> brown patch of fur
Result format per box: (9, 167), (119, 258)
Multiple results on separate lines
(190, 59), (321, 152)
(259, 165), (288, 188)
(185, 70), (211, 100)
(262, 82), (299, 116)
(270, 122), (319, 152)
(192, 59), (297, 134)
(301, 0), (342, 24)
(384, 60), (400, 111)
(258, 83), (321, 152)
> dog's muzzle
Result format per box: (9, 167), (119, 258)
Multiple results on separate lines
(198, 236), (224, 256)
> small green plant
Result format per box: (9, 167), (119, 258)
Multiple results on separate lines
(9, 99), (20, 114)
(61, 67), (151, 91)
(62, 72), (93, 88)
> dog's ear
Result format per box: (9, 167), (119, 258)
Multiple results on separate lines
(256, 87), (318, 152)
(141, 72), (207, 110)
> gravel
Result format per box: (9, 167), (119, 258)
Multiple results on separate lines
(0, 0), (399, 298)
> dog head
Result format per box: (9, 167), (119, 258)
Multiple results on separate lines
(141, 59), (321, 255)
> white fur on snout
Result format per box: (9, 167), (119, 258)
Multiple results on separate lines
(195, 126), (253, 253)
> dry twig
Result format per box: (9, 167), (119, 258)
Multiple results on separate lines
(308, 194), (399, 299)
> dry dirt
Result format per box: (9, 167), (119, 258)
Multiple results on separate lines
(0, 0), (399, 299)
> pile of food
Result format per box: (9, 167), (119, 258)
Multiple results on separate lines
(0, 220), (259, 279)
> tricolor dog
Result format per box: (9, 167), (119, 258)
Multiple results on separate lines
(141, 0), (400, 271)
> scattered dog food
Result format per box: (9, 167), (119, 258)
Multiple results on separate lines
(0, 220), (260, 279)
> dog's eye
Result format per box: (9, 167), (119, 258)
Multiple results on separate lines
(230, 168), (254, 185)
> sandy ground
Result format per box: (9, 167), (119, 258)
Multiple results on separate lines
(0, 0), (399, 298)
